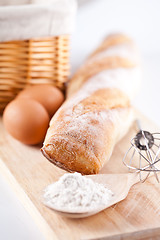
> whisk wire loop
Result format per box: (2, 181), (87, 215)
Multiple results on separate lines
(123, 120), (160, 182)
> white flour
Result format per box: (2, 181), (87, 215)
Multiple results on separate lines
(43, 172), (113, 211)
(89, 43), (140, 65)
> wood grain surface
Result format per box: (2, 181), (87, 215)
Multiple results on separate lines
(0, 111), (160, 240)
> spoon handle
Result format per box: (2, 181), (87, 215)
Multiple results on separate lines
(128, 172), (140, 186)
(129, 170), (154, 187)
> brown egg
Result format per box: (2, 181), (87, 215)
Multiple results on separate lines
(17, 85), (64, 118)
(3, 99), (49, 145)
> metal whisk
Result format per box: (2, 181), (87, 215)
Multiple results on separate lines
(123, 120), (160, 182)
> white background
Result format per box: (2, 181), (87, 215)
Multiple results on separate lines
(1, 1), (160, 239)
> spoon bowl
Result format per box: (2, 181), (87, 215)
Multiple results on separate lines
(44, 172), (140, 218)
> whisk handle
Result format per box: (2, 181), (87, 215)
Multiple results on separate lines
(135, 119), (142, 131)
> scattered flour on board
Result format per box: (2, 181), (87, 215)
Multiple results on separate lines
(43, 172), (113, 212)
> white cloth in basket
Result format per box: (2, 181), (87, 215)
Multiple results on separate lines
(0, 0), (77, 42)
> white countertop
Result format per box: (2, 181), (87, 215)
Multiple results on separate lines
(1, 0), (160, 239)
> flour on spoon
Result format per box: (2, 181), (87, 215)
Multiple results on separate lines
(43, 172), (113, 212)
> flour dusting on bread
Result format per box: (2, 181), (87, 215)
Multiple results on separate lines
(42, 33), (141, 174)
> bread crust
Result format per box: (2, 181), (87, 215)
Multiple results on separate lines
(67, 56), (135, 97)
(42, 33), (140, 174)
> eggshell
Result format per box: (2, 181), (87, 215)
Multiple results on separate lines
(3, 99), (50, 145)
(17, 85), (64, 117)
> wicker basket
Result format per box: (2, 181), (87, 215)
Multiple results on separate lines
(0, 35), (69, 113)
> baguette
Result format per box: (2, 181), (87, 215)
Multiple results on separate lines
(41, 33), (141, 174)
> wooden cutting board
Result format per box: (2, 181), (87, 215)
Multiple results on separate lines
(1, 112), (160, 240)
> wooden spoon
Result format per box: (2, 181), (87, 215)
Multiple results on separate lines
(43, 172), (144, 218)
